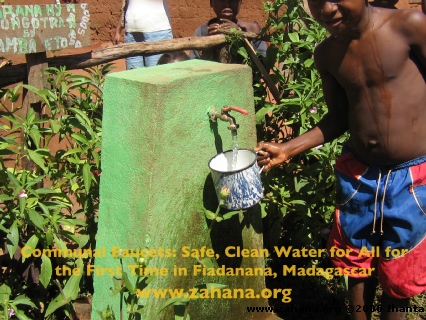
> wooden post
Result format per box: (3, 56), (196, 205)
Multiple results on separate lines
(21, 52), (48, 171)
(23, 52), (48, 117)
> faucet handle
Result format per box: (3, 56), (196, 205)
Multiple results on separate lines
(208, 107), (220, 122)
(222, 105), (249, 115)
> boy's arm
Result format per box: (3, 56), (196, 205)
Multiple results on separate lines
(401, 10), (426, 69)
(238, 21), (266, 56)
(234, 21), (261, 34)
(256, 43), (348, 170)
(245, 21), (261, 34)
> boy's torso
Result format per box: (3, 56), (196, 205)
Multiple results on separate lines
(319, 8), (426, 166)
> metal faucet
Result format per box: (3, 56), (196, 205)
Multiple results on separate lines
(209, 106), (249, 136)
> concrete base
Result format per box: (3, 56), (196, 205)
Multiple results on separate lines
(91, 60), (272, 319)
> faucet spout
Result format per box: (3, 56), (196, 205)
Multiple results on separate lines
(208, 105), (248, 136)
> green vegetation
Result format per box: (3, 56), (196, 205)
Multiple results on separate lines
(0, 1), (425, 319)
(256, 0), (341, 251)
(0, 64), (109, 319)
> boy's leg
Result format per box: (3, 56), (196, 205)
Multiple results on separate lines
(380, 293), (409, 320)
(348, 277), (378, 320)
(377, 159), (426, 318)
(348, 277), (410, 320)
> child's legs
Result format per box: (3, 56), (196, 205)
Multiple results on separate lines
(124, 32), (145, 69)
(377, 232), (426, 319)
(348, 277), (409, 320)
(142, 29), (173, 66)
(348, 276), (378, 320)
(328, 213), (379, 319)
(380, 293), (409, 320)
(332, 150), (426, 316)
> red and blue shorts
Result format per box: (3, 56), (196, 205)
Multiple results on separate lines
(327, 149), (426, 299)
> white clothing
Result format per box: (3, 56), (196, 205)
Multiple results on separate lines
(125, 0), (171, 33)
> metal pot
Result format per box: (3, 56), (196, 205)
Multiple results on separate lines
(208, 149), (263, 210)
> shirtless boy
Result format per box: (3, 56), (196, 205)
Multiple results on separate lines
(255, 0), (426, 319)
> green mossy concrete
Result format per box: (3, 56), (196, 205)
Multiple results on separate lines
(91, 60), (272, 319)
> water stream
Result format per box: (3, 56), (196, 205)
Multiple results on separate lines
(232, 134), (238, 170)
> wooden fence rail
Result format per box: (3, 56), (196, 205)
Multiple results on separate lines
(0, 32), (260, 87)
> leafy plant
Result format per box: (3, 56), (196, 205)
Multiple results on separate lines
(256, 0), (345, 249)
(0, 63), (112, 318)
(0, 283), (36, 320)
(98, 254), (153, 320)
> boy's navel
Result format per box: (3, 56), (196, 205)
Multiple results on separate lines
(367, 140), (379, 149)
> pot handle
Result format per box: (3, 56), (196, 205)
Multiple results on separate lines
(256, 150), (265, 174)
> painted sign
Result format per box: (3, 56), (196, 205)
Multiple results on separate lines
(0, 4), (91, 55)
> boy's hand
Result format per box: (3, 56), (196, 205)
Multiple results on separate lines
(254, 142), (289, 172)
(207, 23), (222, 35)
(208, 19), (241, 35)
(219, 19), (241, 31)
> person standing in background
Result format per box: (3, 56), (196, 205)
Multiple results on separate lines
(113, 0), (173, 69)
(189, 0), (266, 63)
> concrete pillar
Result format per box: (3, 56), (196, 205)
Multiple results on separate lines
(91, 60), (272, 319)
